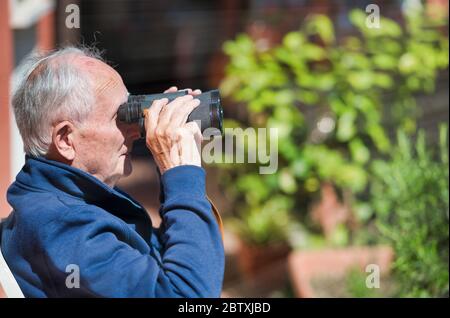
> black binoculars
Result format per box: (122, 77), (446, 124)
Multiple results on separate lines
(117, 89), (223, 137)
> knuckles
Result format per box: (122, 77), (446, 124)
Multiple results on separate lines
(145, 94), (200, 145)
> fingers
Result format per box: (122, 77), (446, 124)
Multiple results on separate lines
(158, 94), (193, 127)
(184, 88), (202, 96)
(164, 86), (178, 93)
(159, 95), (200, 132)
(164, 86), (201, 96)
(144, 98), (169, 140)
(171, 98), (201, 130)
(145, 87), (203, 173)
(146, 93), (201, 141)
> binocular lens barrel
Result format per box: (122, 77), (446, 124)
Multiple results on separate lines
(117, 89), (223, 137)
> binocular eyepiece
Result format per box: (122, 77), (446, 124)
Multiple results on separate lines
(117, 89), (223, 137)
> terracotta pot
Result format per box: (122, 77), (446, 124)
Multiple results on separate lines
(237, 240), (291, 282)
(288, 245), (394, 298)
(310, 183), (353, 240)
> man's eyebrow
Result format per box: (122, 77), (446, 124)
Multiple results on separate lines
(121, 92), (130, 104)
(113, 93), (130, 116)
(121, 92), (130, 105)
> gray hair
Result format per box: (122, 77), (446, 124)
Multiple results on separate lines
(12, 46), (104, 157)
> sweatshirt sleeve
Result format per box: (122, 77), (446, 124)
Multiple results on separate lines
(38, 165), (224, 298)
(157, 165), (225, 297)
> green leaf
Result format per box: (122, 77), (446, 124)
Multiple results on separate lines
(291, 158), (310, 178)
(373, 54), (398, 70)
(283, 32), (305, 50)
(349, 9), (367, 30)
(278, 169), (298, 194)
(297, 90), (320, 105)
(305, 14), (335, 45)
(349, 138), (371, 164)
(337, 112), (357, 141)
(373, 72), (393, 88)
(301, 43), (327, 61)
(223, 34), (254, 56)
(347, 71), (373, 90)
(329, 224), (349, 247)
(399, 53), (420, 74)
(367, 124), (390, 152)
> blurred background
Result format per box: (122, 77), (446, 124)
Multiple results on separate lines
(0, 0), (448, 297)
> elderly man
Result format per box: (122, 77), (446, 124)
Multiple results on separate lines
(0, 47), (225, 297)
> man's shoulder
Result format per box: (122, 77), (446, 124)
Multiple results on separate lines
(7, 188), (122, 237)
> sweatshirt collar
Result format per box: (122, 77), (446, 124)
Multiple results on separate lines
(14, 156), (145, 212)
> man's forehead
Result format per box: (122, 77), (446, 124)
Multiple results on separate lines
(78, 57), (121, 88)
(75, 56), (127, 105)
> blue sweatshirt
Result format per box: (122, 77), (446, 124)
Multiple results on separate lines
(0, 156), (224, 297)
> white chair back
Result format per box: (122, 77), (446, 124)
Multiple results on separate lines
(0, 231), (25, 298)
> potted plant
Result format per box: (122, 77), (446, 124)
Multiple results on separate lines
(370, 126), (449, 297)
(219, 4), (448, 296)
(226, 194), (294, 283)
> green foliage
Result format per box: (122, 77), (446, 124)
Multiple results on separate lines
(344, 268), (398, 298)
(219, 7), (448, 247)
(371, 125), (449, 297)
(226, 195), (294, 246)
(345, 268), (380, 298)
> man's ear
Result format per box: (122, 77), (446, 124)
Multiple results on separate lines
(51, 121), (76, 161)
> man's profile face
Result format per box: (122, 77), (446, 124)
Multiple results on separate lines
(71, 57), (140, 186)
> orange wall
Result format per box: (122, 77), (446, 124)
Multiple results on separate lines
(37, 11), (55, 52)
(0, 5), (55, 219)
(0, 0), (12, 218)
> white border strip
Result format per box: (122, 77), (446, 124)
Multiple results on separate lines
(0, 245), (24, 298)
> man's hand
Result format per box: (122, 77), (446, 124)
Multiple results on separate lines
(144, 87), (203, 174)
